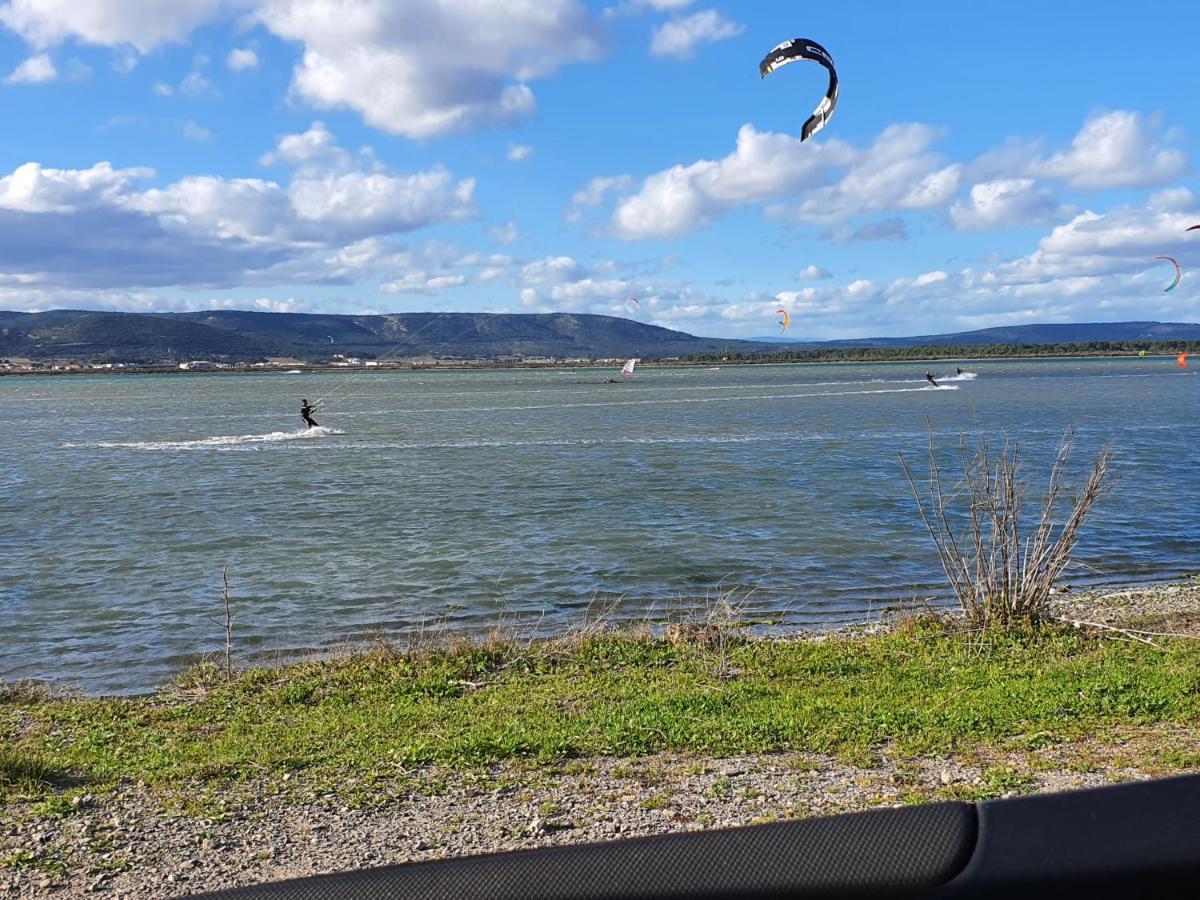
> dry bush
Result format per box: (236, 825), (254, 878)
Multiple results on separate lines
(899, 426), (1111, 631)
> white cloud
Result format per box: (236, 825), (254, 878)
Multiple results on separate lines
(520, 255), (586, 285)
(0, 0), (230, 52)
(825, 217), (909, 244)
(506, 142), (534, 162)
(260, 121), (346, 168)
(181, 120), (215, 142)
(950, 178), (1066, 230)
(797, 264), (832, 280)
(256, 0), (607, 138)
(227, 47), (258, 70)
(914, 270), (948, 287)
(179, 69), (216, 97)
(610, 125), (836, 238)
(379, 271), (468, 294)
(649, 9), (743, 59)
(605, 0), (695, 15)
(153, 81), (173, 96)
(1033, 110), (1186, 189)
(488, 220), (519, 245)
(0, 126), (476, 291)
(5, 51), (54, 83)
(608, 123), (962, 239)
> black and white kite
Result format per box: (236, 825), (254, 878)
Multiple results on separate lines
(759, 38), (839, 142)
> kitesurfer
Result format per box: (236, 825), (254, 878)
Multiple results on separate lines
(925, 372), (939, 387)
(956, 367), (964, 375)
(300, 398), (319, 429)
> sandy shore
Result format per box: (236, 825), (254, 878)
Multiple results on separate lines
(3, 579), (1198, 899)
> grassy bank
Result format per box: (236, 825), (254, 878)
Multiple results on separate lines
(4, 619), (1200, 809)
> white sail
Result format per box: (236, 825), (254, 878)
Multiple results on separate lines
(621, 358), (638, 377)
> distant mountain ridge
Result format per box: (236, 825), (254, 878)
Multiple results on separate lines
(0, 310), (775, 362)
(751, 321), (1200, 347)
(1, 310), (1198, 363)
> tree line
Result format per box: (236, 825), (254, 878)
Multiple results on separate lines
(677, 340), (1200, 364)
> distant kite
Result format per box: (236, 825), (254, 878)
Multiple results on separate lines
(1152, 256), (1182, 293)
(759, 38), (839, 142)
(1178, 352), (1190, 368)
(1188, 225), (1200, 232)
(776, 308), (791, 332)
(627, 295), (640, 311)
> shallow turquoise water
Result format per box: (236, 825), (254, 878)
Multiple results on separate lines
(1, 357), (1196, 693)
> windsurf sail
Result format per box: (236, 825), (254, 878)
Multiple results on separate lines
(621, 358), (638, 377)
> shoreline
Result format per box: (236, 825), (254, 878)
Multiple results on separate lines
(0, 349), (1184, 379)
(3, 577), (1199, 897)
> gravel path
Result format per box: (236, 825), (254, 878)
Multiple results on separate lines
(4, 579), (1198, 899)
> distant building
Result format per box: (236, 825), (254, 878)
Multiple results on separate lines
(265, 357), (306, 367)
(179, 360), (217, 370)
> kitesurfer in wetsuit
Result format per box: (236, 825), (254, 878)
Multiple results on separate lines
(300, 398), (319, 429)
(956, 367), (964, 375)
(925, 372), (939, 387)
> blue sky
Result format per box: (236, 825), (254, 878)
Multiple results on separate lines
(0, 0), (1198, 339)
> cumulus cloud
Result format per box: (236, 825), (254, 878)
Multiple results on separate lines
(0, 126), (476, 292)
(0, 0), (230, 52)
(607, 123), (962, 239)
(605, 0), (695, 15)
(520, 255), (587, 285)
(181, 120), (215, 142)
(256, 0), (606, 138)
(649, 9), (743, 60)
(4, 51), (55, 83)
(506, 142), (534, 162)
(1, 2), (611, 139)
(227, 47), (258, 70)
(488, 220), (519, 245)
(796, 264), (832, 280)
(610, 125), (837, 238)
(259, 121), (346, 168)
(1033, 110), (1186, 190)
(379, 271), (468, 294)
(826, 217), (909, 244)
(950, 178), (1066, 230)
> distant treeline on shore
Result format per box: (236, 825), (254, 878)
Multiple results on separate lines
(680, 340), (1200, 364)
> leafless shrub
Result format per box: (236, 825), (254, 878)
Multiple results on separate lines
(221, 565), (234, 682)
(898, 426), (1111, 631)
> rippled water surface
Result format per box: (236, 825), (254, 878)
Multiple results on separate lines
(2, 358), (1197, 693)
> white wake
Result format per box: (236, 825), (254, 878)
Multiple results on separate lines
(75, 426), (342, 451)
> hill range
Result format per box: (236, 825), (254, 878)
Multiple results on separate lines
(1, 309), (1199, 364)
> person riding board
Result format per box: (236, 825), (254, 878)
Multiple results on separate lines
(300, 398), (319, 429)
(925, 372), (939, 387)
(956, 367), (964, 375)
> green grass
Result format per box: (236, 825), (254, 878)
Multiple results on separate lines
(3, 622), (1200, 806)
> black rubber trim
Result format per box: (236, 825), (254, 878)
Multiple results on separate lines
(192, 801), (976, 899)
(939, 772), (1200, 898)
(189, 775), (1200, 899)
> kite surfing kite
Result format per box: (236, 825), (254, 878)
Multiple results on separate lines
(1152, 256), (1181, 293)
(1178, 353), (1190, 368)
(759, 38), (839, 142)
(776, 308), (791, 333)
(626, 295), (640, 311)
(1188, 225), (1200, 232)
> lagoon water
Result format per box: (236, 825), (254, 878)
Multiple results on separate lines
(2, 358), (1197, 694)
